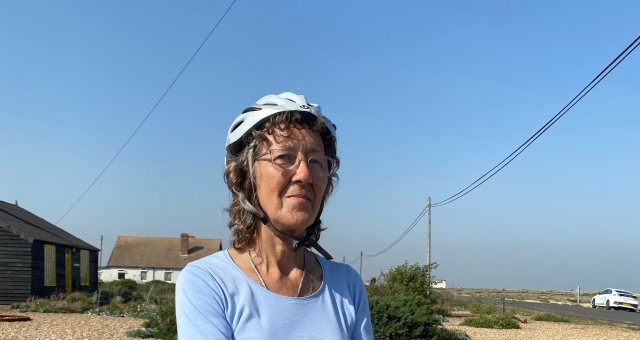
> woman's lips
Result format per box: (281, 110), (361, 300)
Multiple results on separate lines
(286, 195), (311, 203)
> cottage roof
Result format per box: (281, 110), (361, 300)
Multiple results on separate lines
(0, 200), (99, 251)
(107, 236), (222, 269)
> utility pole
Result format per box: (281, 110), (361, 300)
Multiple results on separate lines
(100, 235), (103, 267)
(343, 256), (345, 264)
(359, 250), (363, 277)
(427, 197), (431, 265)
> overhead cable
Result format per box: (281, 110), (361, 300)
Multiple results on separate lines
(350, 34), (640, 260)
(363, 205), (430, 258)
(55, 0), (237, 225)
(432, 35), (640, 207)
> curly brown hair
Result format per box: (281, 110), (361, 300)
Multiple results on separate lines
(224, 111), (339, 250)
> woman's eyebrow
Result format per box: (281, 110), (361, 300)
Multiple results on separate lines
(274, 144), (323, 154)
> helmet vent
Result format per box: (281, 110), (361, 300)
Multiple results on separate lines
(285, 98), (295, 103)
(230, 121), (243, 133)
(262, 103), (277, 106)
(241, 107), (262, 114)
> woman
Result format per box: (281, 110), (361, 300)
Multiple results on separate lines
(176, 92), (374, 339)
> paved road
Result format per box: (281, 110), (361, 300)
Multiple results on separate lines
(473, 297), (640, 326)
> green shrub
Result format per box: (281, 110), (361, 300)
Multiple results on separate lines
(10, 302), (28, 310)
(93, 290), (113, 305)
(142, 302), (177, 340)
(99, 279), (137, 302)
(126, 328), (158, 338)
(462, 314), (520, 329)
(367, 261), (439, 299)
(32, 300), (57, 313)
(533, 312), (569, 322)
(64, 293), (95, 311)
(369, 293), (441, 340)
(434, 328), (469, 340)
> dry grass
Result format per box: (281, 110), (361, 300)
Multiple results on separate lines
(439, 287), (640, 308)
(445, 311), (640, 340)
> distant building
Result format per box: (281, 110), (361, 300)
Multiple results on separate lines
(432, 279), (446, 288)
(0, 200), (100, 304)
(101, 233), (222, 283)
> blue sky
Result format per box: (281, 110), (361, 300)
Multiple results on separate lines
(1, 0), (638, 291)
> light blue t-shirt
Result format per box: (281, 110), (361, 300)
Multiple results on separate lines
(176, 250), (374, 340)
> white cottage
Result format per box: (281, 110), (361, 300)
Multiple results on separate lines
(100, 233), (222, 283)
(432, 279), (447, 288)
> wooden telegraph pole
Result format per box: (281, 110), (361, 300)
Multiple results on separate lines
(427, 197), (431, 265)
(359, 250), (363, 277)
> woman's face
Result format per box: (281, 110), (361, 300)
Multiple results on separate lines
(254, 128), (328, 238)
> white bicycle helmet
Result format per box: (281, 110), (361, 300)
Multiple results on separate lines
(226, 92), (336, 162)
(225, 92), (336, 260)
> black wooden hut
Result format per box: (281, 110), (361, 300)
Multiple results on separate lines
(0, 200), (100, 304)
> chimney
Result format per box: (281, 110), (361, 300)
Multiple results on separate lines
(181, 233), (189, 256)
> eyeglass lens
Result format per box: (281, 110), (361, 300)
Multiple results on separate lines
(270, 150), (333, 176)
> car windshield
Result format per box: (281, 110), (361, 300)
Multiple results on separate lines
(616, 290), (633, 295)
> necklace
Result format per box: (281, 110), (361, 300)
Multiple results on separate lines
(247, 248), (306, 298)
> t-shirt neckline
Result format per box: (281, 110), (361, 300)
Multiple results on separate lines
(224, 249), (326, 302)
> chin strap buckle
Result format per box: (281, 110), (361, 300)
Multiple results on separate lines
(293, 239), (309, 252)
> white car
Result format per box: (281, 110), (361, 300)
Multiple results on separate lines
(591, 288), (638, 311)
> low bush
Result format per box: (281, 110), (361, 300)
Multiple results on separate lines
(369, 293), (441, 340)
(141, 302), (177, 340)
(100, 278), (138, 291)
(12, 300), (57, 313)
(64, 292), (95, 311)
(125, 328), (157, 339)
(99, 279), (137, 302)
(462, 314), (520, 329)
(533, 312), (569, 322)
(434, 328), (469, 340)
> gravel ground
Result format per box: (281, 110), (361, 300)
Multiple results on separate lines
(4, 306), (639, 340)
(445, 312), (640, 340)
(0, 305), (155, 340)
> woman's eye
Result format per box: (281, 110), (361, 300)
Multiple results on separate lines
(274, 153), (297, 165)
(275, 153), (294, 160)
(308, 158), (325, 168)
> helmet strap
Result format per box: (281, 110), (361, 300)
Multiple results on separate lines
(238, 194), (333, 260)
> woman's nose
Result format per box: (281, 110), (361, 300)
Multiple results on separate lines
(291, 157), (313, 183)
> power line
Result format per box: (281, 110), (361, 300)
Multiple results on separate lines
(55, 0), (237, 225)
(346, 254), (361, 264)
(432, 35), (640, 207)
(363, 205), (429, 258)
(351, 34), (640, 259)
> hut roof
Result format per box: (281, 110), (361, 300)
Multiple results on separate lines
(106, 235), (222, 269)
(0, 200), (99, 251)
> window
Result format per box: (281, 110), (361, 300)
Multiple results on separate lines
(118, 269), (126, 280)
(98, 270), (102, 280)
(164, 269), (172, 282)
(80, 250), (89, 285)
(44, 244), (56, 286)
(140, 268), (148, 281)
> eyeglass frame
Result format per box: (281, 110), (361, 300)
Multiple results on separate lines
(254, 148), (338, 177)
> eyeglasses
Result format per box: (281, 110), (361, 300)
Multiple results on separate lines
(255, 149), (337, 177)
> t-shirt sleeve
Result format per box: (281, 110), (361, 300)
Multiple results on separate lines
(176, 263), (234, 340)
(350, 269), (374, 340)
